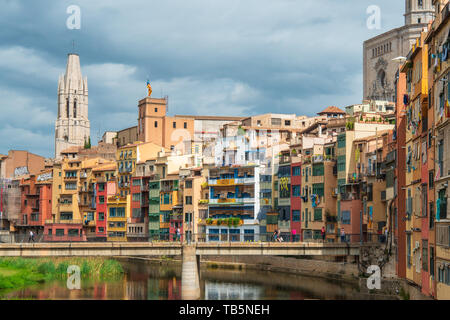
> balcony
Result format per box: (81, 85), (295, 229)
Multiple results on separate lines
(170, 214), (183, 221)
(347, 173), (362, 184)
(340, 193), (359, 201)
(312, 155), (324, 163)
(208, 198), (255, 205)
(45, 219), (82, 225)
(208, 177), (255, 186)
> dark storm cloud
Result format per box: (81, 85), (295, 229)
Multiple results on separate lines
(0, 0), (403, 157)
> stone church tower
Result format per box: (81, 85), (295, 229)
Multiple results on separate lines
(54, 53), (90, 159)
(363, 0), (435, 102)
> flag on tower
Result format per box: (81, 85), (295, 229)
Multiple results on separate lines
(147, 79), (152, 97)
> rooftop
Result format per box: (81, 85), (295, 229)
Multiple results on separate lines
(318, 106), (346, 115)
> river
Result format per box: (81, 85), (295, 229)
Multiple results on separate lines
(3, 259), (393, 300)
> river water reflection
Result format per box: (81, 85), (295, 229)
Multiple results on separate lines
(4, 259), (386, 300)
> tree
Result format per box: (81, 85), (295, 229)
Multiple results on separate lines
(84, 136), (92, 149)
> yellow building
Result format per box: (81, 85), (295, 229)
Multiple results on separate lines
(117, 141), (167, 197)
(106, 195), (129, 242)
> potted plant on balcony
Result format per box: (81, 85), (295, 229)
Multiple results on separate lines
(206, 218), (213, 225)
(232, 217), (240, 227)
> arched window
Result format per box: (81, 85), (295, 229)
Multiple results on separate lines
(377, 69), (386, 89)
(66, 98), (69, 118)
(73, 100), (77, 118)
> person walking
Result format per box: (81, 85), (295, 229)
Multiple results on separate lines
(321, 226), (326, 242)
(28, 230), (35, 243)
(277, 229), (283, 242)
(340, 228), (346, 243)
(176, 227), (181, 242)
(272, 230), (278, 242)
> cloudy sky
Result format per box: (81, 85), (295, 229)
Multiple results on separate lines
(0, 0), (403, 158)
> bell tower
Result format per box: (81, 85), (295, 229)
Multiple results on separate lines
(404, 0), (435, 26)
(54, 53), (90, 159)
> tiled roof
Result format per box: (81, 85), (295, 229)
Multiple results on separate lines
(318, 106), (346, 115)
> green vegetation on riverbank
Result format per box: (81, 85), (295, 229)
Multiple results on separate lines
(0, 257), (124, 295)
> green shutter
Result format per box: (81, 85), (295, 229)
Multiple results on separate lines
(314, 208), (323, 221)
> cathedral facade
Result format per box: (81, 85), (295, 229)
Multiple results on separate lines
(54, 53), (90, 159)
(363, 0), (435, 102)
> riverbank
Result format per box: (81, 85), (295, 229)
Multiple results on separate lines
(0, 257), (124, 298)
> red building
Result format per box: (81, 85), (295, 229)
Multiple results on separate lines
(94, 181), (108, 241)
(17, 172), (53, 239)
(291, 161), (302, 241)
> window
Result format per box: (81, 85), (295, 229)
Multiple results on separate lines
(132, 193), (140, 202)
(314, 208), (323, 221)
(429, 202), (434, 229)
(284, 120), (291, 126)
(87, 212), (94, 221)
(56, 229), (64, 236)
(60, 212), (73, 220)
(292, 185), (301, 197)
(132, 208), (141, 218)
(292, 210), (301, 222)
(98, 212), (105, 221)
(292, 167), (301, 176)
(99, 196), (105, 204)
(185, 196), (192, 205)
(173, 122), (176, 128)
(98, 183), (105, 191)
(429, 171), (434, 189)
(132, 179), (141, 186)
(98, 227), (104, 233)
(407, 233), (412, 268)
(154, 121), (158, 128)
(342, 211), (351, 224)
(430, 246), (435, 278)
(313, 164), (324, 176)
(312, 183), (324, 197)
(422, 240), (428, 272)
(68, 229), (79, 237)
(184, 122), (187, 129)
(155, 108), (158, 113)
(73, 100), (77, 118)
(271, 118), (281, 126)
(48, 229), (52, 235)
(185, 180), (192, 188)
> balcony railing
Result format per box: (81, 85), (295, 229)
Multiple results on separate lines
(347, 173), (362, 184)
(208, 198), (255, 205)
(208, 178), (255, 186)
(45, 219), (82, 225)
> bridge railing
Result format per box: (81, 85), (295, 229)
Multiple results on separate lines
(0, 232), (388, 244)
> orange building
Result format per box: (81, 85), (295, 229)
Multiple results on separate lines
(137, 97), (194, 153)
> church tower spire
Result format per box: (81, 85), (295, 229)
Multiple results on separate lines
(54, 53), (90, 159)
(404, 0), (435, 26)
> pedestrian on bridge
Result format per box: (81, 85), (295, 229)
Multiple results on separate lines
(340, 228), (346, 243)
(28, 230), (35, 243)
(321, 226), (326, 242)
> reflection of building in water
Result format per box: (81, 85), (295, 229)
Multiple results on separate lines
(205, 282), (262, 300)
(167, 277), (181, 300)
(125, 280), (147, 300)
(147, 277), (181, 300)
(93, 283), (107, 300)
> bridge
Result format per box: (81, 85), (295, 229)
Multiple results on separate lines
(0, 242), (376, 299)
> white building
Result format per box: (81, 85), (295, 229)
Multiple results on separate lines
(55, 53), (90, 159)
